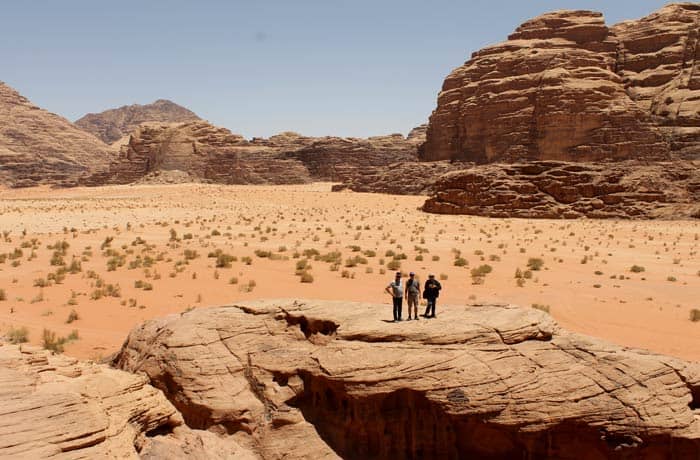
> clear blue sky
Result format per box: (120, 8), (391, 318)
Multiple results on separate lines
(1, 0), (670, 138)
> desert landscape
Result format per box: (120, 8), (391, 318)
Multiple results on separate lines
(1, 182), (699, 362)
(1, 2), (700, 459)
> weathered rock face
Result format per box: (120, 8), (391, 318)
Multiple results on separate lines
(423, 161), (700, 219)
(113, 299), (700, 459)
(82, 122), (422, 186)
(614, 3), (700, 159)
(420, 6), (699, 163)
(0, 342), (253, 459)
(286, 134), (419, 182)
(75, 99), (201, 144)
(0, 82), (115, 187)
(332, 160), (471, 195)
(81, 121), (314, 186)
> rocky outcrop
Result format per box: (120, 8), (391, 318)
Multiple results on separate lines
(82, 122), (422, 186)
(423, 160), (700, 219)
(113, 299), (700, 459)
(614, 3), (700, 159)
(286, 134), (419, 182)
(80, 121), (314, 186)
(0, 82), (115, 187)
(0, 342), (252, 459)
(332, 160), (470, 195)
(420, 5), (699, 163)
(75, 99), (201, 144)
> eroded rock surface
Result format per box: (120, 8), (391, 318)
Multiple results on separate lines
(81, 123), (422, 186)
(614, 3), (700, 159)
(0, 82), (115, 187)
(113, 299), (700, 459)
(423, 161), (700, 219)
(420, 5), (699, 163)
(75, 100), (201, 145)
(0, 342), (253, 459)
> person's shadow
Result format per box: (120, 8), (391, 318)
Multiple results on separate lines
(380, 319), (396, 323)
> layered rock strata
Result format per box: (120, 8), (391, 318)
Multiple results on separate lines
(113, 299), (700, 459)
(0, 342), (253, 459)
(0, 82), (114, 187)
(81, 123), (423, 186)
(423, 160), (700, 219)
(75, 99), (201, 144)
(614, 3), (700, 159)
(331, 160), (470, 195)
(420, 5), (699, 163)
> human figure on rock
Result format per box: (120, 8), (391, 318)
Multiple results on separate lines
(405, 272), (421, 320)
(385, 271), (404, 322)
(423, 274), (442, 318)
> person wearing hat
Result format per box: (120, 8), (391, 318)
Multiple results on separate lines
(404, 272), (421, 320)
(385, 271), (404, 322)
(423, 274), (442, 318)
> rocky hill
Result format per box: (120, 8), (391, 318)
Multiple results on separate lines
(81, 121), (423, 186)
(0, 82), (115, 187)
(75, 99), (201, 144)
(420, 3), (699, 163)
(112, 299), (700, 459)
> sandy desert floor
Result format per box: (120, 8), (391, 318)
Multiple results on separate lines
(0, 183), (698, 361)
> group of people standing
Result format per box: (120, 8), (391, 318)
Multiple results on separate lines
(385, 271), (442, 322)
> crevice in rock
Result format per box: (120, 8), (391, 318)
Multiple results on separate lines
(283, 312), (338, 344)
(285, 370), (700, 459)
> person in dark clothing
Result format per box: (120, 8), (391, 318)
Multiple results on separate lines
(385, 271), (404, 322)
(423, 274), (442, 318)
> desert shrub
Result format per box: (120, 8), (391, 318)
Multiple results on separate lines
(531, 303), (550, 314)
(690, 309), (700, 322)
(254, 249), (272, 258)
(0, 289), (5, 301)
(184, 249), (199, 260)
(6, 326), (29, 344)
(527, 258), (544, 271)
(216, 252), (236, 268)
(454, 257), (468, 267)
(667, 276), (677, 282)
(66, 309), (79, 324)
(386, 259), (401, 271)
(42, 329), (65, 353)
(300, 272), (314, 283)
(630, 265), (645, 273)
(241, 256), (253, 265)
(471, 264), (493, 278)
(439, 273), (448, 280)
(431, 255), (440, 262)
(229, 276), (239, 285)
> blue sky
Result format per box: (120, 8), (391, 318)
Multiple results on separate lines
(1, 0), (670, 138)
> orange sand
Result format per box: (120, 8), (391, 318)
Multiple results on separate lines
(0, 183), (698, 361)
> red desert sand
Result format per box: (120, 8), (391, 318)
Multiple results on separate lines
(0, 183), (698, 361)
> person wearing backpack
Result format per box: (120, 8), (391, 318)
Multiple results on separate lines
(385, 271), (404, 322)
(405, 272), (421, 320)
(423, 274), (442, 318)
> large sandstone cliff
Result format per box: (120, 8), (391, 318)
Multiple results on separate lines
(112, 299), (700, 459)
(0, 82), (115, 187)
(75, 99), (201, 144)
(420, 4), (699, 163)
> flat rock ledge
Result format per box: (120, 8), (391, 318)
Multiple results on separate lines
(112, 299), (700, 459)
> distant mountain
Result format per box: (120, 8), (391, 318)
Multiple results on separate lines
(0, 82), (114, 187)
(75, 99), (201, 144)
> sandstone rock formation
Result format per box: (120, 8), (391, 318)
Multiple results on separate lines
(423, 161), (700, 219)
(113, 299), (700, 459)
(82, 122), (423, 186)
(420, 5), (699, 163)
(286, 134), (419, 182)
(614, 3), (700, 159)
(332, 160), (470, 195)
(0, 82), (115, 187)
(75, 99), (201, 144)
(0, 341), (254, 459)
